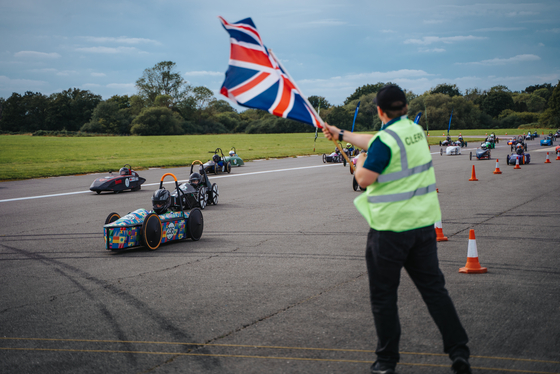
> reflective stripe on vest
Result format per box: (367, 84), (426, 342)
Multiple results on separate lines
(377, 129), (433, 183)
(367, 182), (437, 204)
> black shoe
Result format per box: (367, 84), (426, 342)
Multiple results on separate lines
(371, 361), (396, 374)
(451, 357), (472, 374)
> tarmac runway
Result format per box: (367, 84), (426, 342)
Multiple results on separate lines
(1, 137), (559, 374)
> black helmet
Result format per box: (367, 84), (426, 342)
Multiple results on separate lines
(516, 147), (523, 155)
(152, 189), (171, 215)
(189, 172), (202, 187)
(212, 154), (220, 163)
(119, 167), (130, 175)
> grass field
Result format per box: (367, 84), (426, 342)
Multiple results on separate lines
(0, 128), (543, 181)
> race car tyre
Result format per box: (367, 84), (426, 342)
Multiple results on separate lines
(211, 183), (219, 205)
(226, 162), (231, 174)
(343, 157), (347, 167)
(322, 154), (326, 163)
(142, 213), (162, 251)
(469, 152), (472, 160)
(131, 185), (141, 191)
(105, 212), (121, 225)
(506, 155), (510, 165)
(353, 176), (359, 191)
(439, 141), (442, 146)
(214, 165), (219, 175)
(198, 187), (207, 210)
(440, 148), (443, 156)
(186, 208), (204, 241)
(96, 191), (101, 194)
(525, 144), (527, 151)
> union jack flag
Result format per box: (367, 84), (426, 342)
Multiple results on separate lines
(219, 16), (323, 128)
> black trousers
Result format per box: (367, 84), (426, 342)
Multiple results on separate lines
(365, 225), (469, 364)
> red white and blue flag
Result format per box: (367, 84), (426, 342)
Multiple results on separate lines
(219, 16), (323, 128)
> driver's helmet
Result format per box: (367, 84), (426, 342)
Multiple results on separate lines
(346, 143), (352, 148)
(189, 172), (202, 187)
(446, 136), (451, 141)
(481, 144), (487, 150)
(516, 143), (522, 149)
(516, 147), (524, 155)
(152, 188), (171, 215)
(229, 150), (235, 156)
(212, 154), (220, 163)
(119, 167), (130, 175)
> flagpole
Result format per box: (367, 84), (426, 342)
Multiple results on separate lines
(268, 48), (354, 172)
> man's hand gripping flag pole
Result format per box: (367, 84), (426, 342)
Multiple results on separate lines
(267, 49), (354, 173)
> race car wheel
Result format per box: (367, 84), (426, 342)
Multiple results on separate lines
(96, 191), (101, 195)
(131, 185), (141, 191)
(186, 208), (204, 241)
(104, 212), (121, 225)
(211, 183), (219, 205)
(343, 157), (347, 167)
(439, 141), (442, 146)
(198, 187), (207, 210)
(525, 144), (527, 151)
(440, 148), (443, 156)
(142, 213), (162, 251)
(506, 155), (510, 165)
(469, 151), (472, 160)
(352, 176), (359, 191)
(214, 165), (219, 175)
(322, 154), (326, 163)
(226, 162), (231, 174)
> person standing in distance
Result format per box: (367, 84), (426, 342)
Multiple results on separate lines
(322, 85), (472, 374)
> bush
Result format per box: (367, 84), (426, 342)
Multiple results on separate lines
(130, 107), (184, 135)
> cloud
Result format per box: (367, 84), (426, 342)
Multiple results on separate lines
(404, 35), (486, 45)
(474, 27), (525, 32)
(419, 48), (446, 53)
(537, 28), (560, 33)
(55, 70), (78, 76)
(75, 46), (142, 54)
(381, 30), (395, 33)
(106, 83), (135, 89)
(14, 51), (61, 59)
(457, 54), (541, 66)
(184, 71), (223, 77)
(79, 36), (161, 45)
(0, 75), (47, 90)
(295, 19), (346, 27)
(82, 83), (101, 88)
(506, 11), (538, 17)
(91, 72), (106, 77)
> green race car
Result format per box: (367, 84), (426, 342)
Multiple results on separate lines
(224, 147), (244, 167)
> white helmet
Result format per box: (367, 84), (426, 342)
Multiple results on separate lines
(229, 150), (235, 156)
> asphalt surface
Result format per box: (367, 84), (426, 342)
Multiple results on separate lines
(1, 137), (559, 374)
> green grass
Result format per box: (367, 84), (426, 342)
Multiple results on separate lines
(0, 128), (544, 181)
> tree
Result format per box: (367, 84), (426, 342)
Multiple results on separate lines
(525, 83), (552, 94)
(81, 101), (130, 134)
(344, 82), (394, 105)
(136, 61), (192, 103)
(130, 107), (184, 135)
(307, 96), (331, 111)
(489, 85), (511, 93)
(480, 91), (514, 118)
(430, 83), (462, 97)
(539, 81), (560, 128)
(46, 88), (101, 131)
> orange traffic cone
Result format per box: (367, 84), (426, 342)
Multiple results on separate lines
(459, 230), (487, 274)
(514, 157), (521, 169)
(468, 165), (478, 181)
(493, 159), (502, 174)
(545, 152), (551, 163)
(435, 220), (448, 241)
(556, 151), (560, 161)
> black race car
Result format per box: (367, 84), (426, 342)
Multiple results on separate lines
(203, 148), (232, 175)
(90, 164), (146, 194)
(171, 161), (219, 210)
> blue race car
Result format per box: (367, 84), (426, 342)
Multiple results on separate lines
(103, 173), (203, 251)
(507, 147), (531, 166)
(540, 136), (554, 146)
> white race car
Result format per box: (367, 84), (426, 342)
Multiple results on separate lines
(440, 146), (462, 156)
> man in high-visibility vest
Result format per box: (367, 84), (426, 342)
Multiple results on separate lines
(322, 85), (471, 374)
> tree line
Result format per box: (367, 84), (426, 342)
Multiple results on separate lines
(0, 61), (559, 136)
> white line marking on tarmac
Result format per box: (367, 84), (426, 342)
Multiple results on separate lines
(0, 163), (340, 203)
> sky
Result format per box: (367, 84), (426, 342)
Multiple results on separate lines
(1, 0), (559, 106)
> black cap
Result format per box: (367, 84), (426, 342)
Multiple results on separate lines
(374, 85), (407, 111)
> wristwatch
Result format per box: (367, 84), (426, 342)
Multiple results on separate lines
(338, 130), (345, 141)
